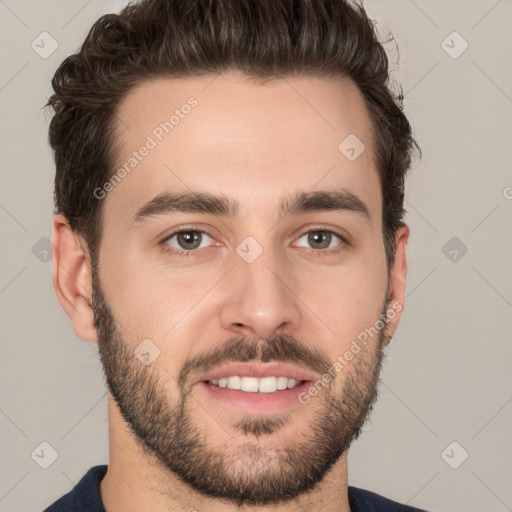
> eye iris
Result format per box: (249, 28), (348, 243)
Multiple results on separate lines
(177, 231), (202, 250)
(308, 231), (331, 249)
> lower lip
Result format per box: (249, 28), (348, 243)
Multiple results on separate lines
(196, 381), (310, 414)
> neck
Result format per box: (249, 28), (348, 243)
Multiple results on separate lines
(100, 395), (352, 512)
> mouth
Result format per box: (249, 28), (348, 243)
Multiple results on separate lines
(207, 375), (305, 393)
(194, 362), (315, 414)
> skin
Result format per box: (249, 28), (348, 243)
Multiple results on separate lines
(52, 72), (409, 511)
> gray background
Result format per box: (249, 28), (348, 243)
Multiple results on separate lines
(1, 1), (511, 511)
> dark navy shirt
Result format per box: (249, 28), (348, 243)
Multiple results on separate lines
(43, 465), (430, 511)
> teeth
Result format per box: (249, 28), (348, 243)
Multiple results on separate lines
(241, 376), (260, 392)
(276, 376), (289, 390)
(258, 377), (276, 393)
(209, 376), (302, 393)
(227, 376), (241, 390)
(287, 378), (297, 389)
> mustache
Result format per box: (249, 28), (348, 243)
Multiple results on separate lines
(178, 334), (333, 390)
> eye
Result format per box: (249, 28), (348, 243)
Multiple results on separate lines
(164, 229), (214, 252)
(161, 227), (347, 258)
(295, 230), (344, 251)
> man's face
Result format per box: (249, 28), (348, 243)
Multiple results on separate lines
(93, 73), (397, 505)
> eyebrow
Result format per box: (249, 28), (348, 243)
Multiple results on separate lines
(131, 189), (371, 225)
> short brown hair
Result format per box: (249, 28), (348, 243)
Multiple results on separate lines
(46, 0), (420, 269)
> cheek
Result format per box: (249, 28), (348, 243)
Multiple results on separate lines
(295, 254), (387, 347)
(102, 253), (219, 356)
(98, 249), (172, 340)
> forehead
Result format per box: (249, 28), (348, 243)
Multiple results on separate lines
(106, 72), (381, 224)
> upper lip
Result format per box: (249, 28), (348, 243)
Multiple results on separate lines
(195, 362), (317, 385)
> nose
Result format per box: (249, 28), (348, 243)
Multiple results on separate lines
(220, 251), (302, 340)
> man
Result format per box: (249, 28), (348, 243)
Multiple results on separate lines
(44, 0), (426, 510)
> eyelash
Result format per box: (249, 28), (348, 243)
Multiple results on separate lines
(160, 225), (348, 259)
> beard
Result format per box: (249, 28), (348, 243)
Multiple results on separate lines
(91, 264), (390, 507)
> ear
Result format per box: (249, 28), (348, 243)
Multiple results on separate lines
(52, 214), (98, 343)
(383, 223), (410, 345)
